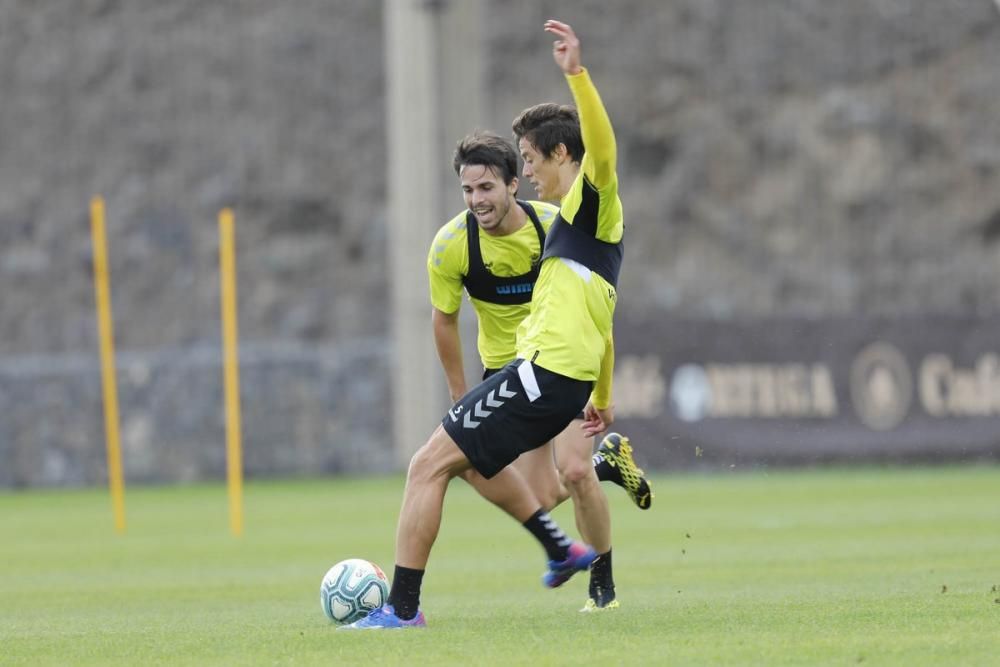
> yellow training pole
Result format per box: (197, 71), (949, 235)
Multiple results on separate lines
(90, 196), (127, 534)
(218, 208), (244, 536)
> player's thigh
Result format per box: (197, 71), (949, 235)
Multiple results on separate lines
(552, 419), (595, 479)
(444, 359), (589, 479)
(409, 424), (473, 482)
(511, 442), (560, 496)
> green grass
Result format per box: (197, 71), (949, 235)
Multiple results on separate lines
(2, 466), (999, 665)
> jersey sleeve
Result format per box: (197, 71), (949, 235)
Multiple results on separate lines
(427, 214), (469, 314)
(567, 68), (617, 191)
(589, 331), (615, 409)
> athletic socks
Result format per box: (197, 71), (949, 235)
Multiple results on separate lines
(588, 549), (615, 604)
(522, 509), (572, 562)
(593, 452), (622, 485)
(387, 565), (424, 621)
(390, 512), (575, 619)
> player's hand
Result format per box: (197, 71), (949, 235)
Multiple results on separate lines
(544, 19), (582, 76)
(581, 401), (614, 437)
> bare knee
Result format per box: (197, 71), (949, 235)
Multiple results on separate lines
(554, 424), (598, 490)
(406, 445), (438, 484)
(560, 457), (596, 487)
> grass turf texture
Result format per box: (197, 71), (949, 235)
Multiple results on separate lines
(2, 466), (998, 665)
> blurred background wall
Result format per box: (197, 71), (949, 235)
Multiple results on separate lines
(1, 0), (998, 487)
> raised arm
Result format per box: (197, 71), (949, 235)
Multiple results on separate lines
(544, 19), (617, 188)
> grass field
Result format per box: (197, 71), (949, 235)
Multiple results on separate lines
(2, 466), (999, 665)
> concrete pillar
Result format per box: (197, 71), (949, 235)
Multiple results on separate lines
(384, 0), (484, 466)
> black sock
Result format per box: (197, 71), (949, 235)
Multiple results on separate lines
(387, 565), (424, 620)
(593, 452), (622, 485)
(522, 509), (571, 562)
(588, 549), (615, 602)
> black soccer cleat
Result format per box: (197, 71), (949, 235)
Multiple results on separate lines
(597, 433), (653, 510)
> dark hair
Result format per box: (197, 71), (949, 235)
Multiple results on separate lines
(452, 131), (519, 184)
(511, 103), (583, 163)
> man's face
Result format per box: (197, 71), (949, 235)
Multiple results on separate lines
(459, 164), (516, 233)
(518, 137), (561, 201)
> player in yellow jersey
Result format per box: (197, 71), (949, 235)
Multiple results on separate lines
(343, 19), (630, 630)
(428, 130), (651, 611)
(507, 19), (639, 612)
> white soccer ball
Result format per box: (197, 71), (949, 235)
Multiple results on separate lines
(319, 558), (390, 624)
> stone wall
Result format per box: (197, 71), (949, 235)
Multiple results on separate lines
(2, 0), (998, 486)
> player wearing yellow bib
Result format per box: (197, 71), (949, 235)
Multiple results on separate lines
(343, 19), (632, 630)
(427, 132), (559, 406)
(428, 130), (651, 612)
(509, 19), (640, 612)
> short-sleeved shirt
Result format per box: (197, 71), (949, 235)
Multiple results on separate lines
(427, 200), (558, 369)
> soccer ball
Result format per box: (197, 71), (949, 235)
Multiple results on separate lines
(319, 558), (389, 624)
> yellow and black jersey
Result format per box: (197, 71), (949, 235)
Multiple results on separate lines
(516, 68), (623, 399)
(427, 200), (558, 369)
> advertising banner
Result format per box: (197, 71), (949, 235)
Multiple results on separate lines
(611, 313), (1000, 469)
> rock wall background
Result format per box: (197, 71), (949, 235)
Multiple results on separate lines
(2, 0), (998, 486)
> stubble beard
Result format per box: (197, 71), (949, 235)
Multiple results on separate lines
(478, 197), (513, 234)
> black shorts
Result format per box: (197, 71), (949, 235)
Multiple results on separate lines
(444, 359), (591, 479)
(483, 366), (587, 422)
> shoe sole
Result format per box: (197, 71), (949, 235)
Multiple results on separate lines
(580, 599), (621, 612)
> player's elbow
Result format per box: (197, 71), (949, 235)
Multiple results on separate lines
(432, 308), (459, 327)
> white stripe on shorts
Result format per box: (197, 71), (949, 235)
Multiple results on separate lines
(517, 361), (542, 403)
